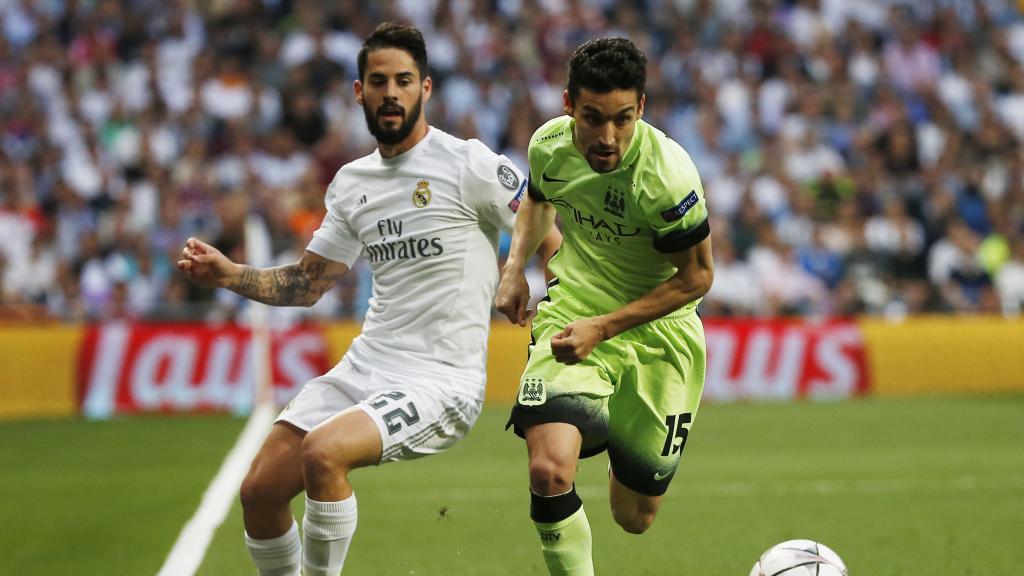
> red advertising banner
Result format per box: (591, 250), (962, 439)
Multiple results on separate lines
(702, 319), (868, 402)
(74, 319), (867, 417)
(78, 323), (329, 418)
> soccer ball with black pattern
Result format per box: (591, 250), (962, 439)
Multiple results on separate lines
(749, 539), (848, 576)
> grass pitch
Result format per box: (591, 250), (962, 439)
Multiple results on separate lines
(3, 396), (1023, 575)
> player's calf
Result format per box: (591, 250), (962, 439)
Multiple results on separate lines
(241, 424), (307, 575)
(609, 500), (658, 534)
(530, 485), (594, 576)
(609, 474), (662, 534)
(239, 473), (301, 536)
(241, 424), (307, 539)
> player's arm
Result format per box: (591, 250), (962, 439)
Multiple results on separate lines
(600, 236), (713, 336)
(178, 237), (349, 307)
(537, 224), (562, 283)
(550, 236), (713, 364)
(495, 190), (558, 325)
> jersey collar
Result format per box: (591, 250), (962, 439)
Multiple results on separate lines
(378, 125), (435, 166)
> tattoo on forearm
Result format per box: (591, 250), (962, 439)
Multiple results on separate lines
(237, 268), (260, 295)
(230, 261), (341, 306)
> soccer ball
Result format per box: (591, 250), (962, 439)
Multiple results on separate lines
(748, 539), (848, 576)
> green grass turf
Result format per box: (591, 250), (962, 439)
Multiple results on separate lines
(3, 396), (1023, 575)
(0, 414), (246, 575)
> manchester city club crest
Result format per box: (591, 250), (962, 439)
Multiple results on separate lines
(604, 186), (625, 217)
(518, 375), (546, 406)
(413, 180), (432, 208)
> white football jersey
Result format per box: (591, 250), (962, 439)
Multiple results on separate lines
(307, 127), (527, 382)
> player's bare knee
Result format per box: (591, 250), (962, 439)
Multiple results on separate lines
(528, 457), (574, 495)
(239, 472), (280, 510)
(239, 475), (260, 510)
(301, 434), (348, 480)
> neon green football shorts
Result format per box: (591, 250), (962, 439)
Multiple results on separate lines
(507, 289), (707, 496)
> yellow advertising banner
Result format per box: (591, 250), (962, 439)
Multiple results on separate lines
(322, 322), (362, 368)
(860, 316), (1024, 395)
(484, 323), (532, 404)
(0, 324), (82, 419)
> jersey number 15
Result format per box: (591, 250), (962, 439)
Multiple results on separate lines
(661, 412), (691, 457)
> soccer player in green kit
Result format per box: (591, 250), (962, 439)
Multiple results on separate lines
(496, 38), (714, 575)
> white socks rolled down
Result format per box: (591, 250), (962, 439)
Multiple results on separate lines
(245, 519), (302, 576)
(302, 494), (358, 576)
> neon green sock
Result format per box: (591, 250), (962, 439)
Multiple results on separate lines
(534, 507), (594, 576)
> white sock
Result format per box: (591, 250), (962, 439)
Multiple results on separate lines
(302, 494), (358, 576)
(245, 519), (302, 576)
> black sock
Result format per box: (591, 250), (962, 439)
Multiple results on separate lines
(530, 485), (583, 523)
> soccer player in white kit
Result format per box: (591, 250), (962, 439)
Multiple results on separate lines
(177, 23), (555, 576)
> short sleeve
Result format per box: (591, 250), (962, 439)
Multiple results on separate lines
(306, 177), (363, 266)
(640, 144), (710, 253)
(525, 136), (548, 202)
(461, 145), (526, 232)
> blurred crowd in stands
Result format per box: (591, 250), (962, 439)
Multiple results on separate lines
(1, 0), (1024, 323)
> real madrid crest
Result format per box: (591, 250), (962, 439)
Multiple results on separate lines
(413, 180), (432, 208)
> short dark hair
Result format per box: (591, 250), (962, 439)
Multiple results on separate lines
(566, 38), (646, 104)
(357, 23), (429, 81)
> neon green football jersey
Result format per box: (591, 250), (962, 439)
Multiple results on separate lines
(528, 116), (710, 315)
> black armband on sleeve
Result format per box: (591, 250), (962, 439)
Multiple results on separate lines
(527, 181), (548, 202)
(653, 218), (710, 253)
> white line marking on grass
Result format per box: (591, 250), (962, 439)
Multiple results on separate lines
(156, 403), (275, 576)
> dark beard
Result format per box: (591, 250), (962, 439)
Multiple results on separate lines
(363, 96), (423, 146)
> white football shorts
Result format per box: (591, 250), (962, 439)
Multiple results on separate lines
(276, 351), (484, 463)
